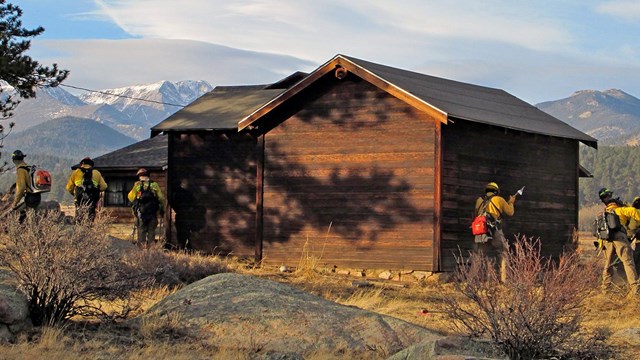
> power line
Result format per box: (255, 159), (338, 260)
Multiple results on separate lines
(58, 83), (185, 108)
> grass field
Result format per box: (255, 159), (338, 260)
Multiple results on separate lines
(1, 229), (639, 359)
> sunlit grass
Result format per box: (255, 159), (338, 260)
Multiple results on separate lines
(1, 226), (639, 359)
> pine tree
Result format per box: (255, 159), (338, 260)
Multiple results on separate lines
(0, 0), (69, 120)
(0, 0), (68, 170)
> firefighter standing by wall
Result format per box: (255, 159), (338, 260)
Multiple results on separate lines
(474, 182), (516, 283)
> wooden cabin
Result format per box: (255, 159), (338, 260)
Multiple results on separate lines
(151, 55), (596, 271)
(92, 134), (168, 221)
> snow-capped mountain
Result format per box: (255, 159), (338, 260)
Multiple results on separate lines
(41, 85), (86, 106)
(80, 80), (211, 112)
(77, 80), (212, 139)
(6, 80), (212, 140)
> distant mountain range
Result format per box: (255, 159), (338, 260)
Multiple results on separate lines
(2, 79), (640, 170)
(2, 77), (640, 204)
(4, 80), (213, 140)
(536, 89), (640, 146)
(2, 116), (136, 159)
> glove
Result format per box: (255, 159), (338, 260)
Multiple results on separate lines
(508, 195), (516, 204)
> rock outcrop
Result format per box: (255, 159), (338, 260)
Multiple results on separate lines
(0, 270), (31, 342)
(138, 273), (441, 358)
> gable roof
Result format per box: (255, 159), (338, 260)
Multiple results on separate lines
(238, 54), (597, 148)
(92, 134), (168, 171)
(151, 86), (284, 132)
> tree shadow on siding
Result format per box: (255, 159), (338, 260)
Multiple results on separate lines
(171, 72), (432, 252)
(262, 142), (427, 249)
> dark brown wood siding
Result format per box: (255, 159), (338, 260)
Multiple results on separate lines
(168, 132), (256, 256)
(260, 74), (437, 270)
(441, 119), (579, 271)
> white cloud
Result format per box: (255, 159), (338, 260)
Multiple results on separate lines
(596, 1), (640, 21)
(91, 0), (575, 62)
(25, 1), (640, 104)
(29, 36), (640, 105)
(30, 38), (315, 91)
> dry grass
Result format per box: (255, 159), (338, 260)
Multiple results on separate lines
(1, 227), (639, 359)
(293, 223), (332, 280)
(2, 266), (637, 359)
(124, 244), (230, 287)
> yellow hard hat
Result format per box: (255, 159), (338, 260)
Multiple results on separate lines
(485, 182), (500, 193)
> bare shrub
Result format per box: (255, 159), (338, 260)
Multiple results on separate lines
(438, 235), (610, 360)
(0, 207), (153, 326)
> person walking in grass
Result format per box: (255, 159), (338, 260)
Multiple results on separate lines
(598, 188), (639, 295)
(128, 168), (165, 247)
(66, 157), (107, 221)
(10, 150), (41, 222)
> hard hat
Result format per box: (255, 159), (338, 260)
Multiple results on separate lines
(633, 196), (640, 209)
(136, 168), (149, 177)
(80, 157), (94, 167)
(11, 150), (25, 160)
(485, 182), (500, 193)
(598, 187), (613, 201)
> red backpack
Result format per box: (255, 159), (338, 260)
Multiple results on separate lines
(471, 196), (496, 235)
(471, 213), (489, 235)
(20, 165), (52, 193)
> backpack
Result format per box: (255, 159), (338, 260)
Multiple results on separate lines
(471, 196), (498, 236)
(19, 165), (52, 193)
(76, 168), (100, 204)
(133, 182), (159, 221)
(593, 210), (622, 241)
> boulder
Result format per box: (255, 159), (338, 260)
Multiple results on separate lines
(387, 336), (505, 360)
(0, 269), (31, 342)
(137, 273), (441, 358)
(0, 270), (29, 325)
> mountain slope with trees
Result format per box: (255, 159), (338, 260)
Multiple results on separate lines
(0, 116), (136, 203)
(3, 116), (136, 159)
(579, 145), (640, 206)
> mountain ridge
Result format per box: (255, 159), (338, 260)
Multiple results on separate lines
(3, 116), (136, 159)
(536, 88), (640, 146)
(5, 80), (213, 140)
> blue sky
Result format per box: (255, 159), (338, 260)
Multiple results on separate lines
(13, 0), (640, 104)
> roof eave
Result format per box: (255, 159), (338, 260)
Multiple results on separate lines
(449, 115), (598, 149)
(95, 165), (167, 172)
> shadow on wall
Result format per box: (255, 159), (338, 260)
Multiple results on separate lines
(172, 74), (430, 250)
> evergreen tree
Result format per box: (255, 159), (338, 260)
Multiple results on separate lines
(0, 0), (68, 122)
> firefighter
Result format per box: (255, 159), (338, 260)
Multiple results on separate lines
(128, 168), (165, 246)
(10, 150), (41, 222)
(474, 182), (516, 283)
(598, 188), (638, 295)
(66, 157), (107, 221)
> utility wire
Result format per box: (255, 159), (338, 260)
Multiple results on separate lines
(59, 83), (185, 108)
